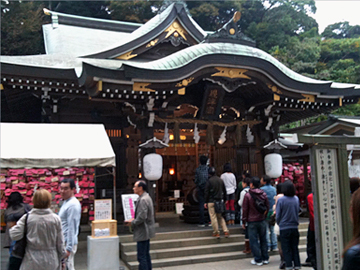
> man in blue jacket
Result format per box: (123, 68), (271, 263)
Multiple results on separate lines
(261, 175), (277, 251)
(194, 155), (208, 227)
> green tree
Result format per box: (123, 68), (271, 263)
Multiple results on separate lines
(107, 1), (162, 23)
(270, 35), (321, 75)
(322, 22), (360, 39)
(241, 0), (318, 51)
(1, 1), (46, 55)
(187, 1), (242, 31)
(50, 1), (110, 19)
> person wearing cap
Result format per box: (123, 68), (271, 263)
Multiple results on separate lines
(204, 167), (229, 238)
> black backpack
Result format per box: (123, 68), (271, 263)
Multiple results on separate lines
(249, 191), (268, 214)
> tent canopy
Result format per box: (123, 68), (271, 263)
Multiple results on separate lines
(0, 123), (116, 168)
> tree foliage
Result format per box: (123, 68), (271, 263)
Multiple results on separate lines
(1, 1), (46, 55)
(322, 22), (360, 39)
(108, 1), (162, 23)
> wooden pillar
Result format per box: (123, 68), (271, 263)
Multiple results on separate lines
(254, 125), (264, 177)
(303, 156), (310, 197)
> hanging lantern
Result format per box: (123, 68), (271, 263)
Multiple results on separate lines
(169, 168), (175, 175)
(264, 153), (283, 178)
(143, 153), (163, 180)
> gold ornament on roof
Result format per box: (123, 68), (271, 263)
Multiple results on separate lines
(116, 50), (137, 60)
(133, 82), (155, 92)
(175, 77), (194, 87)
(268, 84), (283, 95)
(146, 39), (159, 48)
(229, 28), (235, 35)
(212, 67), (251, 79)
(299, 94), (315, 103)
(233, 11), (241, 23)
(164, 20), (188, 40)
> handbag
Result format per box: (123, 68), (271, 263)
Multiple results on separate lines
(269, 213), (276, 226)
(214, 200), (226, 214)
(11, 213), (29, 259)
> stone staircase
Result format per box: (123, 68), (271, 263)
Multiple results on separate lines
(119, 223), (309, 270)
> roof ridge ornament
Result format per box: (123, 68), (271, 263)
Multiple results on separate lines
(205, 11), (255, 47)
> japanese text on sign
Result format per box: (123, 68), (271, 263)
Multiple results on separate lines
(94, 199), (112, 220)
(122, 194), (139, 220)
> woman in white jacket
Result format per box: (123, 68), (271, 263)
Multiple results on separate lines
(10, 189), (66, 270)
(220, 163), (237, 225)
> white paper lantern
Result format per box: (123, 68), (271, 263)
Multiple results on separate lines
(264, 153), (283, 178)
(143, 153), (163, 180)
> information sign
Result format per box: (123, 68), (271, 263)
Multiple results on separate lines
(121, 194), (139, 220)
(94, 199), (112, 220)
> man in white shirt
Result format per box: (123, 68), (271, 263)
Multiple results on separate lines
(59, 178), (81, 270)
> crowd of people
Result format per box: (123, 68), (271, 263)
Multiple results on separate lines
(4, 157), (360, 270)
(196, 155), (360, 269)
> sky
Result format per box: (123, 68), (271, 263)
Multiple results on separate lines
(311, 0), (360, 33)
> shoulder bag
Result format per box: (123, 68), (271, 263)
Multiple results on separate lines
(249, 192), (268, 214)
(9, 213), (29, 270)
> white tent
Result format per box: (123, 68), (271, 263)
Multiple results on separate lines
(0, 123), (117, 219)
(0, 123), (115, 168)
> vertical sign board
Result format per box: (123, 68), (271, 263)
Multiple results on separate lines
(94, 199), (112, 220)
(121, 194), (139, 220)
(199, 84), (225, 120)
(315, 149), (343, 269)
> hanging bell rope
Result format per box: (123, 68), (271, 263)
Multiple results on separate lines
(173, 122), (180, 144)
(206, 124), (214, 146)
(235, 123), (242, 146)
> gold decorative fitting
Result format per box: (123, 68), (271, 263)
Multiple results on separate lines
(96, 81), (103, 92)
(178, 88), (186, 95)
(268, 84), (283, 94)
(174, 32), (179, 38)
(274, 94), (280, 101)
(229, 28), (235, 35)
(299, 94), (315, 103)
(133, 82), (155, 92)
(43, 8), (51, 15)
(339, 97), (343, 107)
(212, 67), (251, 79)
(0, 84), (4, 90)
(175, 77), (194, 88)
(164, 20), (188, 40)
(116, 50), (137, 60)
(146, 39), (159, 48)
(233, 11), (241, 23)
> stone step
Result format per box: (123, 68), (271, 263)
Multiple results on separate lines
(126, 244), (307, 270)
(119, 222), (309, 243)
(119, 227), (242, 243)
(120, 228), (308, 252)
(121, 234), (245, 252)
(122, 236), (307, 264)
